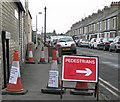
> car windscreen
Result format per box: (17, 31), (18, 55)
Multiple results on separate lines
(82, 39), (89, 41)
(58, 37), (73, 42)
(103, 38), (114, 42)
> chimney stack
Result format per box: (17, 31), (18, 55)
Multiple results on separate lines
(104, 6), (110, 10)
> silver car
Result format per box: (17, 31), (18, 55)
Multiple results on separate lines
(109, 36), (120, 52)
(77, 39), (89, 47)
(89, 38), (97, 49)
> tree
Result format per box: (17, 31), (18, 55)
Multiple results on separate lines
(53, 30), (56, 35)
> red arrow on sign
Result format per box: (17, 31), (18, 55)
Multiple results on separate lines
(76, 68), (92, 76)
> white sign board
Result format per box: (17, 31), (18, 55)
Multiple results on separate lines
(6, 32), (11, 39)
(9, 67), (19, 84)
(48, 70), (59, 88)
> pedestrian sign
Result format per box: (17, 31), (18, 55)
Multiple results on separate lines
(62, 55), (98, 82)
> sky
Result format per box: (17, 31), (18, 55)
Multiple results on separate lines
(29, 0), (119, 34)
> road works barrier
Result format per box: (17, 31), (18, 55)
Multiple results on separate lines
(2, 50), (28, 95)
(60, 55), (99, 100)
(38, 46), (47, 64)
(41, 48), (65, 94)
(25, 47), (35, 64)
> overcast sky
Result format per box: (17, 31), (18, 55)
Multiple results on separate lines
(29, 0), (119, 34)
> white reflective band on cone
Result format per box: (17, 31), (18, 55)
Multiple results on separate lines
(41, 51), (45, 58)
(51, 60), (58, 70)
(29, 51), (33, 57)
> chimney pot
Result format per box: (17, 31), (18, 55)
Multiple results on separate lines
(111, 1), (119, 6)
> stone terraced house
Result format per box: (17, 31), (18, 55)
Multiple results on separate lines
(0, 0), (32, 89)
(66, 2), (120, 40)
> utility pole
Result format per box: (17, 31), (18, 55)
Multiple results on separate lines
(44, 6), (47, 45)
(36, 12), (42, 47)
(36, 14), (37, 47)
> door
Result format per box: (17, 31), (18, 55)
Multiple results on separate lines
(2, 31), (10, 88)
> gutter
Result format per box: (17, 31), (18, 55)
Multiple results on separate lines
(15, 0), (25, 12)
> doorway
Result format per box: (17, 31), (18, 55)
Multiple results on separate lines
(2, 31), (10, 89)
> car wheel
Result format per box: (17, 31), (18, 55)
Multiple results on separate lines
(103, 46), (106, 51)
(109, 47), (112, 52)
(73, 50), (77, 54)
(115, 46), (118, 53)
(97, 46), (99, 50)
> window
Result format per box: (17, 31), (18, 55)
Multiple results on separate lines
(15, 9), (18, 19)
(94, 24), (96, 31)
(110, 32), (116, 38)
(113, 17), (116, 29)
(84, 27), (87, 33)
(97, 22), (99, 31)
(79, 28), (80, 34)
(99, 22), (102, 31)
(104, 20), (107, 30)
(107, 19), (110, 30)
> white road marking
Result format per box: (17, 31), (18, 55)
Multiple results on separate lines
(99, 82), (119, 98)
(99, 77), (120, 97)
(101, 61), (118, 68)
(99, 77), (120, 92)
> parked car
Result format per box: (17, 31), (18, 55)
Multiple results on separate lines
(89, 38), (97, 49)
(93, 38), (103, 49)
(49, 36), (63, 47)
(97, 38), (114, 50)
(55, 36), (77, 54)
(76, 39), (82, 46)
(77, 39), (89, 47)
(74, 39), (79, 46)
(109, 36), (120, 52)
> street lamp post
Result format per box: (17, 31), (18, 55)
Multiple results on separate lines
(44, 7), (47, 45)
(36, 12), (42, 47)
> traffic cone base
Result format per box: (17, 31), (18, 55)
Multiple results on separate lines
(41, 87), (65, 95)
(7, 78), (23, 92)
(25, 60), (35, 64)
(70, 82), (93, 96)
(70, 89), (93, 96)
(2, 88), (28, 95)
(38, 58), (46, 64)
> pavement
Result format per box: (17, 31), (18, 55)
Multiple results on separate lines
(1, 42), (108, 101)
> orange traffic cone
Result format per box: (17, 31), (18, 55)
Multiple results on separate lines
(38, 46), (46, 64)
(41, 48), (64, 94)
(70, 82), (93, 95)
(26, 47), (35, 64)
(56, 47), (61, 64)
(2, 50), (28, 95)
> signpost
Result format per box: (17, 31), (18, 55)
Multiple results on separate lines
(60, 55), (99, 100)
